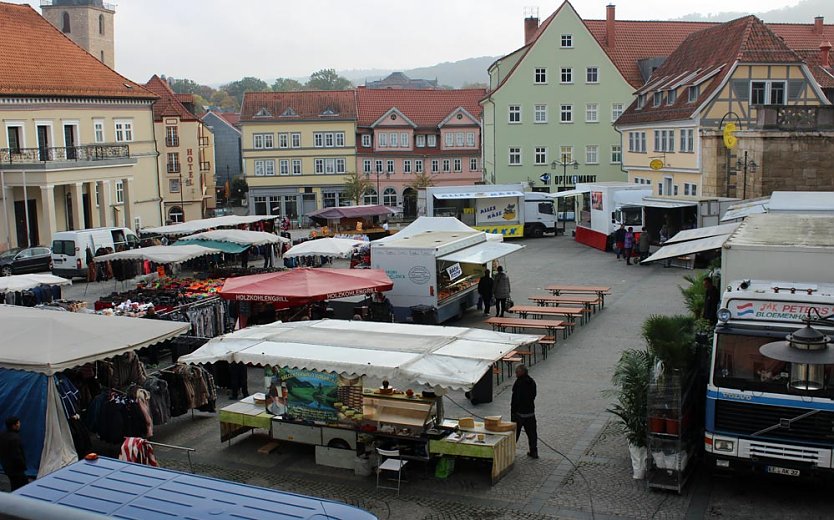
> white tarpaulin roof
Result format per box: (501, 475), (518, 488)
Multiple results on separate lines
(720, 198), (769, 221)
(0, 306), (189, 375)
(283, 237), (363, 258)
(177, 229), (289, 246)
(375, 217), (503, 243)
(179, 320), (540, 391)
(638, 199), (698, 209)
(665, 223), (740, 245)
(93, 245), (222, 264)
(768, 191), (834, 213)
(438, 241), (524, 264)
(433, 190), (524, 200)
(142, 215), (276, 236)
(642, 234), (731, 264)
(0, 274), (71, 292)
(544, 187), (592, 198)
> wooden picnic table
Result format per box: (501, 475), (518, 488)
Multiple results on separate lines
(509, 305), (588, 327)
(485, 317), (569, 339)
(545, 285), (611, 308)
(528, 294), (601, 313)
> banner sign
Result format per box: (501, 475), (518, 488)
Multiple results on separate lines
(475, 196), (519, 224)
(728, 299), (834, 323)
(446, 263), (462, 281)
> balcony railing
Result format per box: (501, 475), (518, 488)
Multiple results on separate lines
(200, 161), (211, 172)
(167, 163), (181, 174)
(198, 136), (210, 147)
(165, 136), (180, 147)
(0, 145), (130, 165)
(756, 105), (834, 131)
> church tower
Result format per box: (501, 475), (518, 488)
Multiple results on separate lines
(41, 0), (115, 69)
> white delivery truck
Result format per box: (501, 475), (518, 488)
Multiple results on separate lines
(424, 184), (558, 238)
(371, 229), (523, 322)
(51, 227), (140, 279)
(706, 213), (834, 478)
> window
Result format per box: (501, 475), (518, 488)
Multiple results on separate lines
(256, 133), (275, 149)
(610, 145), (622, 164)
(466, 132), (475, 146)
(363, 188), (378, 205)
(6, 125), (22, 153)
(560, 104), (573, 123)
(292, 159), (302, 175)
(508, 147), (521, 165)
(658, 183), (663, 195)
(114, 120), (133, 142)
(254, 159), (275, 176)
(314, 132), (344, 148)
(416, 135), (426, 148)
(325, 133), (334, 148)
(688, 85), (700, 103)
(585, 145), (599, 164)
(653, 92), (664, 107)
(680, 129), (695, 153)
(628, 132), (647, 153)
(431, 159), (439, 173)
(336, 158), (346, 174)
(115, 181), (124, 204)
(561, 34), (573, 48)
(375, 160), (383, 173)
(168, 206), (184, 223)
(673, 185), (679, 196)
(315, 133), (324, 147)
(653, 129), (675, 152)
(165, 126), (179, 147)
(445, 133), (454, 147)
(363, 159), (372, 174)
(611, 103), (624, 121)
(323, 192), (337, 208)
(684, 183), (698, 196)
(415, 160), (424, 173)
(377, 133), (387, 147)
(291, 132), (301, 148)
(637, 94), (646, 109)
(166, 152), (180, 173)
(470, 158), (478, 171)
(98, 14), (104, 35)
(508, 105), (521, 123)
(534, 104), (548, 123)
(62, 12), (70, 33)
(400, 132), (409, 148)
(560, 68), (573, 84)
(169, 179), (180, 193)
(325, 158), (335, 174)
(362, 134), (372, 147)
(335, 132), (344, 147)
(387, 160), (395, 174)
(383, 187), (397, 206)
(559, 146), (573, 164)
(442, 159), (450, 172)
(390, 133), (398, 148)
(667, 90), (677, 105)
(93, 120), (104, 143)
(585, 103), (598, 123)
(534, 146), (547, 165)
(453, 159), (462, 172)
(279, 159), (289, 176)
(586, 67), (599, 83)
(534, 68), (547, 84)
(751, 81), (786, 105)
(427, 135), (437, 147)
(403, 160), (412, 174)
(455, 132), (464, 147)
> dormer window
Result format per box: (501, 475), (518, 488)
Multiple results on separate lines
(321, 107), (338, 116)
(667, 89), (677, 105)
(688, 85), (700, 103)
(255, 107), (272, 118)
(280, 107), (296, 117)
(653, 92), (664, 107)
(637, 94), (646, 110)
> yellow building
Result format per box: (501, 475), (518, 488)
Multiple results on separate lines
(239, 91), (357, 219)
(144, 76), (216, 223)
(616, 16), (830, 198)
(0, 3), (163, 249)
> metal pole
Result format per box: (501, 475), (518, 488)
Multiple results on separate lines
(1, 169), (10, 249)
(562, 154), (568, 235)
(179, 171), (185, 222)
(22, 170), (30, 247)
(742, 150), (748, 200)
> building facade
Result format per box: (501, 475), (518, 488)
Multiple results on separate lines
(41, 0), (115, 69)
(240, 91), (358, 220)
(201, 110), (242, 195)
(144, 76), (216, 223)
(0, 3), (162, 250)
(356, 88), (485, 218)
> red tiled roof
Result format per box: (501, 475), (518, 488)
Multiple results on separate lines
(144, 75), (199, 122)
(240, 91), (357, 121)
(357, 88), (485, 128)
(218, 112), (240, 127)
(795, 48), (834, 88)
(769, 22), (834, 50)
(0, 2), (154, 99)
(617, 16), (804, 126)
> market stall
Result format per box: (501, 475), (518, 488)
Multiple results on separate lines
(283, 237), (364, 260)
(307, 205), (398, 239)
(0, 274), (71, 307)
(0, 306), (188, 477)
(374, 216), (505, 243)
(141, 215), (278, 237)
(93, 245), (223, 265)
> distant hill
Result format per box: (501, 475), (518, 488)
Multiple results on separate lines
(676, 0), (834, 23)
(336, 56), (497, 88)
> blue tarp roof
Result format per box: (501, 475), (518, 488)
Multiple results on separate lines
(0, 368), (47, 476)
(173, 239), (248, 254)
(16, 457), (377, 520)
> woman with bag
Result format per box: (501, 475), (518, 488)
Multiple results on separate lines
(493, 266), (511, 317)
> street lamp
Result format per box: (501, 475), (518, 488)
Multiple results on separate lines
(366, 165), (390, 205)
(551, 154), (579, 235)
(758, 308), (834, 392)
(736, 150), (758, 199)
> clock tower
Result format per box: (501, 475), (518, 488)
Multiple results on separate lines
(41, 0), (115, 69)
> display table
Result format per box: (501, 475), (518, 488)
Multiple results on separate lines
(429, 419), (516, 484)
(218, 396), (272, 443)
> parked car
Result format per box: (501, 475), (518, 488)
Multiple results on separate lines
(0, 246), (52, 276)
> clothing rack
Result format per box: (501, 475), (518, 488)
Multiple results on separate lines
(124, 437), (196, 472)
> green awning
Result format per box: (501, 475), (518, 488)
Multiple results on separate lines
(174, 239), (248, 254)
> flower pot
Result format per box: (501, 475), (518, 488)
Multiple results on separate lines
(665, 418), (680, 436)
(628, 443), (647, 479)
(649, 416), (666, 433)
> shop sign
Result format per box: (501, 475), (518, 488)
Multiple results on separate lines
(591, 191), (603, 211)
(473, 224), (523, 237)
(728, 299), (834, 322)
(475, 196), (519, 224)
(446, 263), (462, 281)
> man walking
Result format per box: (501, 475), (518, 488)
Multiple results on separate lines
(493, 266), (511, 318)
(614, 224), (626, 260)
(478, 270), (494, 317)
(703, 277), (720, 325)
(638, 227), (651, 264)
(624, 227), (635, 265)
(0, 416), (27, 491)
(511, 365), (538, 458)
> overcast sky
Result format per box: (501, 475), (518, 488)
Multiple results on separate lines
(13, 0), (804, 84)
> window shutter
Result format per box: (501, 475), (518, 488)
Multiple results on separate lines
(788, 80), (805, 100)
(731, 80), (749, 100)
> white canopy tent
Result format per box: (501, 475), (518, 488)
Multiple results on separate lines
(542, 187), (592, 198)
(433, 190), (525, 200)
(177, 229), (289, 246)
(721, 198), (769, 222)
(0, 274), (71, 292)
(642, 234), (731, 264)
(664, 223), (740, 245)
(283, 237), (364, 259)
(142, 215), (277, 237)
(93, 245), (223, 264)
(438, 241), (524, 264)
(376, 217), (504, 243)
(180, 319), (539, 391)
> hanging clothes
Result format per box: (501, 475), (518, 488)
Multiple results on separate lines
(119, 437), (158, 467)
(142, 376), (171, 426)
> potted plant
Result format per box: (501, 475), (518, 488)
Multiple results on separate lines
(608, 348), (654, 479)
(641, 314), (696, 379)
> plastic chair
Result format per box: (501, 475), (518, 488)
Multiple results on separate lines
(376, 448), (408, 494)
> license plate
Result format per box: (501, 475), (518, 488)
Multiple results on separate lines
(766, 465), (800, 477)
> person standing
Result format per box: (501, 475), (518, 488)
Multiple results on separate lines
(659, 225), (672, 268)
(703, 277), (720, 325)
(624, 227), (635, 265)
(614, 224), (626, 260)
(478, 270), (494, 317)
(638, 227), (651, 264)
(493, 266), (511, 317)
(0, 416), (27, 491)
(382, 220), (389, 232)
(511, 365), (538, 458)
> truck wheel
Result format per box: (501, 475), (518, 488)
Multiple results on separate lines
(530, 225), (545, 238)
(327, 438), (351, 450)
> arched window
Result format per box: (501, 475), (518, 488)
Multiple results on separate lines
(62, 12), (71, 33)
(100, 50), (105, 62)
(382, 187), (398, 207)
(363, 188), (378, 205)
(99, 14), (104, 35)
(168, 206), (184, 223)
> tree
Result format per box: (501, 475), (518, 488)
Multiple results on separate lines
(222, 76), (270, 104)
(211, 90), (239, 111)
(229, 177), (249, 206)
(272, 78), (305, 92)
(342, 172), (372, 205)
(408, 171), (435, 191)
(168, 77), (203, 95)
(306, 69), (353, 91)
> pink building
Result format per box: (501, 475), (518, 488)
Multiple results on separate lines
(356, 87), (485, 218)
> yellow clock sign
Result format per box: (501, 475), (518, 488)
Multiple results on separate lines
(649, 159), (664, 171)
(723, 122), (738, 149)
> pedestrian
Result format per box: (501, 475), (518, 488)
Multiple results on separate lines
(614, 224), (626, 260)
(263, 244), (273, 268)
(659, 225), (671, 268)
(703, 277), (720, 325)
(241, 246), (249, 269)
(624, 227), (635, 265)
(478, 269), (494, 317)
(382, 220), (389, 232)
(638, 227), (651, 264)
(493, 265), (511, 317)
(0, 416), (27, 491)
(511, 365), (538, 459)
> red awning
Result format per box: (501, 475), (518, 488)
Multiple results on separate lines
(306, 205), (398, 220)
(219, 268), (394, 306)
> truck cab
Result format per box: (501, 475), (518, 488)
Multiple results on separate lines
(522, 192), (558, 237)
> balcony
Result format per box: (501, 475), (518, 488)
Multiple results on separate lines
(165, 136), (180, 147)
(756, 105), (834, 131)
(200, 161), (211, 172)
(0, 145), (133, 170)
(167, 163), (181, 174)
(199, 136), (210, 147)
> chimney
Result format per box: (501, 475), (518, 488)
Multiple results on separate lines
(524, 7), (540, 45)
(821, 41), (832, 68)
(815, 16), (824, 35)
(606, 4), (616, 48)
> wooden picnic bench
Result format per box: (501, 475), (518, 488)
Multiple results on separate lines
(485, 316), (569, 339)
(509, 304), (588, 327)
(527, 294), (602, 313)
(545, 285), (612, 308)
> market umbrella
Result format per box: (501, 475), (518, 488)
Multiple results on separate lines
(218, 268), (393, 306)
(283, 237), (364, 259)
(0, 273), (71, 292)
(93, 245), (222, 264)
(177, 229), (289, 246)
(172, 239), (247, 254)
(306, 204), (398, 225)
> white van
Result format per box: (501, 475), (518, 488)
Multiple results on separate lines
(51, 227), (140, 279)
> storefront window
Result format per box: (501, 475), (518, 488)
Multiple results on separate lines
(283, 195), (298, 219)
(168, 206), (184, 223)
(254, 196), (267, 215)
(323, 192), (337, 208)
